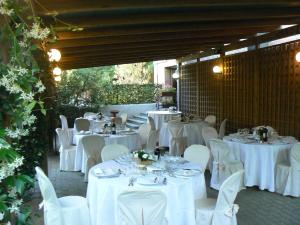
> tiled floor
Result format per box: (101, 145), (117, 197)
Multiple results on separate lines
(28, 154), (300, 225)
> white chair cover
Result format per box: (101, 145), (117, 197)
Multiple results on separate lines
(120, 113), (128, 124)
(117, 190), (168, 225)
(148, 116), (156, 130)
(204, 115), (216, 126)
(138, 123), (152, 147)
(35, 167), (91, 225)
(59, 115), (74, 145)
(101, 144), (130, 162)
(56, 128), (76, 171)
(82, 135), (105, 182)
(184, 145), (210, 171)
(218, 119), (228, 139)
(275, 142), (300, 197)
(195, 170), (244, 225)
(75, 118), (90, 132)
(202, 127), (219, 149)
(168, 122), (187, 156)
(114, 117), (123, 126)
(145, 130), (158, 153)
(209, 139), (244, 190)
(84, 112), (97, 119)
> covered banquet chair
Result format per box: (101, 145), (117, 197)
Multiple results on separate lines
(138, 123), (157, 152)
(56, 128), (76, 171)
(83, 112), (97, 119)
(120, 112), (128, 124)
(74, 118), (90, 132)
(195, 170), (244, 225)
(117, 190), (168, 225)
(202, 127), (219, 149)
(167, 121), (187, 156)
(59, 115), (74, 145)
(275, 142), (300, 197)
(209, 139), (244, 190)
(82, 135), (105, 182)
(35, 167), (91, 225)
(101, 144), (130, 162)
(204, 115), (216, 127)
(218, 119), (228, 139)
(184, 145), (210, 171)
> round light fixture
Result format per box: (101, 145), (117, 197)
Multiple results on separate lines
(48, 49), (61, 62)
(172, 66), (179, 79)
(213, 65), (222, 74)
(54, 76), (61, 82)
(53, 67), (62, 76)
(296, 52), (300, 62)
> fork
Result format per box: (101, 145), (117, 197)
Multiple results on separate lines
(128, 177), (134, 186)
(163, 177), (167, 185)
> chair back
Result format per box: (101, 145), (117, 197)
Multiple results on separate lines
(290, 143), (300, 170)
(204, 115), (216, 126)
(215, 170), (244, 211)
(148, 116), (156, 130)
(101, 144), (129, 162)
(168, 122), (187, 156)
(83, 112), (97, 119)
(145, 130), (158, 152)
(56, 128), (71, 149)
(219, 119), (228, 139)
(117, 190), (167, 225)
(75, 118), (90, 132)
(184, 145), (210, 171)
(59, 115), (69, 129)
(209, 139), (232, 164)
(120, 113), (128, 124)
(82, 135), (105, 165)
(138, 123), (151, 145)
(202, 127), (218, 148)
(114, 117), (123, 126)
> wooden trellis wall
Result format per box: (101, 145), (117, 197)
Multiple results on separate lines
(180, 41), (300, 138)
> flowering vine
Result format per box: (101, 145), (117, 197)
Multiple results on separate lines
(0, 0), (55, 224)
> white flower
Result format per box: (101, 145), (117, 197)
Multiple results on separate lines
(142, 153), (148, 159)
(8, 199), (23, 213)
(20, 92), (34, 101)
(35, 80), (46, 93)
(22, 114), (37, 126)
(8, 187), (17, 198)
(0, 212), (3, 221)
(27, 22), (50, 40)
(133, 153), (138, 158)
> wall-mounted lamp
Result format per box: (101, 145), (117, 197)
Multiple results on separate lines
(213, 65), (222, 74)
(172, 66), (179, 79)
(48, 49), (61, 62)
(296, 52), (300, 62)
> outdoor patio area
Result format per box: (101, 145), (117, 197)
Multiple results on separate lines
(29, 154), (300, 225)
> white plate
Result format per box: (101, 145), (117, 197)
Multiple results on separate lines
(93, 168), (120, 178)
(165, 156), (188, 164)
(174, 169), (201, 177)
(137, 176), (161, 185)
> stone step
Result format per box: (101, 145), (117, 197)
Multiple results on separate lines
(140, 112), (148, 117)
(127, 118), (145, 125)
(133, 115), (148, 121)
(125, 122), (140, 130)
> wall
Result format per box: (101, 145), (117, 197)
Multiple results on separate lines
(179, 41), (300, 139)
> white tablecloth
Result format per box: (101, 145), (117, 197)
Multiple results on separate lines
(147, 111), (182, 130)
(87, 160), (206, 225)
(159, 120), (211, 147)
(223, 135), (297, 192)
(74, 133), (142, 172)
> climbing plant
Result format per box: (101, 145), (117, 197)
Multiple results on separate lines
(0, 0), (55, 224)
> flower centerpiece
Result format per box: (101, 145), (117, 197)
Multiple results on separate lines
(133, 150), (155, 166)
(257, 126), (268, 143)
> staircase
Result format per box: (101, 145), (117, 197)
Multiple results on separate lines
(126, 113), (148, 130)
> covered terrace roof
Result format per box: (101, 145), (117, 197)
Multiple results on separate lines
(34, 0), (300, 69)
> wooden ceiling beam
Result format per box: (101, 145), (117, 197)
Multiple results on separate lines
(42, 7), (300, 29)
(56, 26), (275, 40)
(36, 0), (300, 16)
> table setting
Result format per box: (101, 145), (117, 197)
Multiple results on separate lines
(87, 151), (207, 225)
(147, 110), (182, 130)
(223, 126), (298, 191)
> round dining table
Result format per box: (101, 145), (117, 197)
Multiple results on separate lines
(223, 134), (298, 192)
(159, 120), (211, 147)
(87, 157), (207, 225)
(74, 132), (142, 172)
(147, 110), (182, 130)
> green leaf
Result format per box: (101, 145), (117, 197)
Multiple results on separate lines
(41, 108), (46, 115)
(26, 101), (36, 112)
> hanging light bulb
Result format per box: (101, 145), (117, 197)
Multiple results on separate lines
(54, 76), (61, 82)
(53, 66), (62, 76)
(48, 49), (61, 62)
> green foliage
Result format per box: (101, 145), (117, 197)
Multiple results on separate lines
(57, 65), (155, 107)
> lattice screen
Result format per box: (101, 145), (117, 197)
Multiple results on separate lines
(179, 40), (300, 139)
